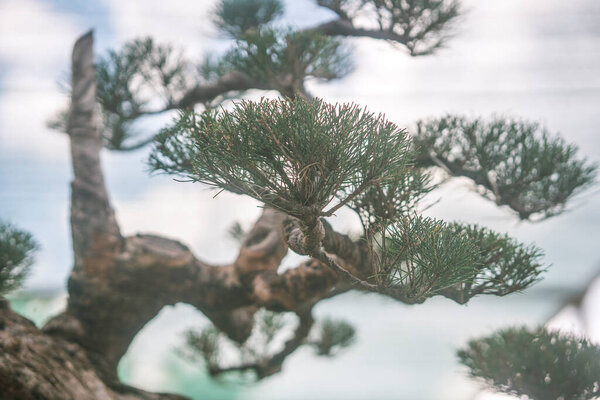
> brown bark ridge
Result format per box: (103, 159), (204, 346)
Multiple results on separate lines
(0, 31), (371, 399)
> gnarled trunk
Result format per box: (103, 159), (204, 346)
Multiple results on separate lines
(0, 31), (368, 399)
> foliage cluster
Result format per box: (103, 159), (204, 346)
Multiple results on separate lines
(414, 116), (597, 220)
(183, 310), (356, 379)
(0, 221), (38, 296)
(151, 98), (411, 220)
(459, 327), (600, 400)
(151, 97), (550, 307)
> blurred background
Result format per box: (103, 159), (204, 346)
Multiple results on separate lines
(1, 0), (599, 399)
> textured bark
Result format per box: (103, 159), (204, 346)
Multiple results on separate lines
(0, 300), (184, 400)
(0, 31), (370, 399)
(68, 31), (122, 266)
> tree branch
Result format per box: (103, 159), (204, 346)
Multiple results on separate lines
(208, 309), (315, 379)
(178, 71), (260, 109)
(418, 153), (536, 220)
(310, 18), (410, 46)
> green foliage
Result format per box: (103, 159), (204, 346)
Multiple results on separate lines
(373, 219), (545, 304)
(311, 318), (356, 356)
(53, 0), (465, 150)
(377, 216), (480, 302)
(183, 311), (356, 380)
(366, 0), (462, 55)
(214, 0), (284, 36)
(80, 0), (461, 152)
(96, 37), (189, 150)
(348, 165), (432, 228)
(46, 106), (70, 134)
(183, 310), (292, 379)
(0, 221), (38, 296)
(252, 308), (287, 347)
(316, 0), (462, 55)
(208, 28), (352, 97)
(414, 115), (597, 220)
(227, 221), (247, 243)
(441, 224), (546, 304)
(459, 327), (600, 400)
(150, 98), (412, 220)
(184, 325), (221, 368)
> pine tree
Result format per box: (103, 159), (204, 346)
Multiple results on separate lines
(2, 0), (597, 398)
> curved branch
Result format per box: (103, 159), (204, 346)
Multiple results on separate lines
(282, 216), (374, 287)
(321, 218), (371, 276)
(208, 309), (315, 379)
(178, 71), (259, 109)
(311, 18), (411, 45)
(418, 152), (543, 220)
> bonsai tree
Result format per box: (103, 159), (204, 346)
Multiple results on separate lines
(0, 0), (596, 398)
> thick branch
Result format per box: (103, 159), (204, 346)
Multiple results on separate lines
(46, 207), (288, 376)
(321, 219), (371, 276)
(113, 18), (417, 126)
(235, 207), (288, 273)
(208, 309), (315, 379)
(177, 71), (259, 109)
(311, 18), (411, 48)
(251, 259), (341, 311)
(283, 216), (373, 285)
